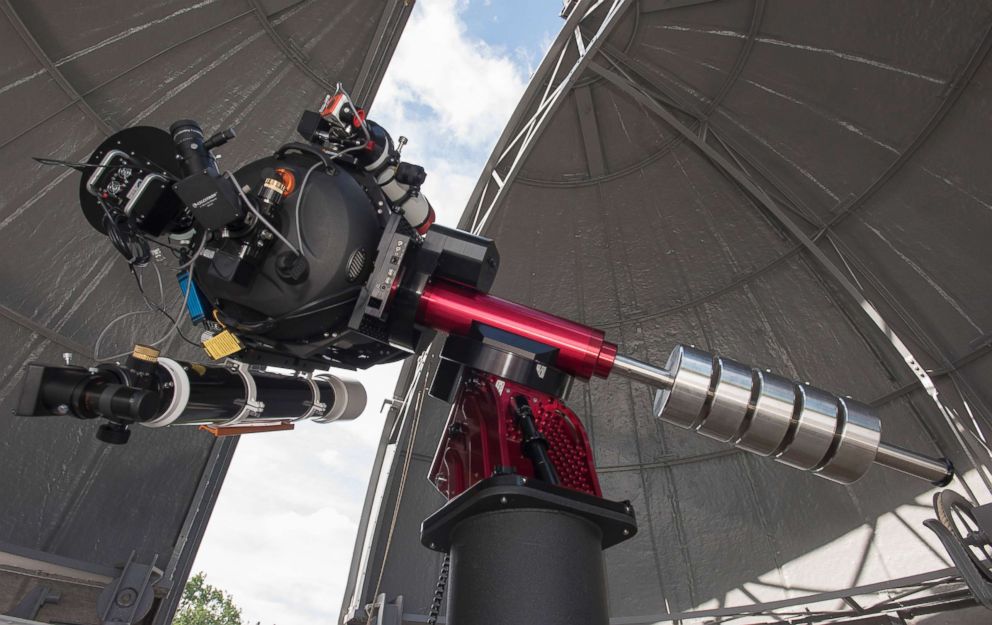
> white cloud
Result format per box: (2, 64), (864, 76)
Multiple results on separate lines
(373, 0), (527, 151)
(190, 363), (401, 625)
(189, 2), (551, 624)
(370, 0), (538, 227)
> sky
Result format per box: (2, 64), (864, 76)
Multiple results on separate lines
(188, 3), (563, 624)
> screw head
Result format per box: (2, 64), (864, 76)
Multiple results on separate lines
(622, 528), (631, 536)
(55, 404), (70, 415)
(116, 588), (137, 607)
(499, 496), (508, 505)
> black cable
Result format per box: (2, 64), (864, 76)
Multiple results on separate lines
(138, 233), (186, 255)
(33, 156), (179, 180)
(99, 200), (150, 266)
(130, 267), (201, 349)
(427, 554), (449, 625)
(216, 286), (361, 333)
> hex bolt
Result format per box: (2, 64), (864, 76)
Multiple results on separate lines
(116, 588), (137, 607)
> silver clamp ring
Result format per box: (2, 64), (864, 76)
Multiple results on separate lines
(297, 375), (327, 422)
(221, 360), (264, 426)
(142, 357), (189, 428)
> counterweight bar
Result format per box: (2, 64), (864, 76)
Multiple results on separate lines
(607, 349), (953, 486)
(875, 442), (955, 486)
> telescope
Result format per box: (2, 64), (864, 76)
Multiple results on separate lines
(17, 84), (956, 625)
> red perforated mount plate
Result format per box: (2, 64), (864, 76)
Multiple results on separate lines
(429, 371), (601, 500)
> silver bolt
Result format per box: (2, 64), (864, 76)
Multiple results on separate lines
(499, 496), (508, 505)
(55, 404), (70, 415)
(622, 528), (630, 536)
(116, 588), (137, 607)
(429, 542), (436, 549)
(62, 352), (72, 365)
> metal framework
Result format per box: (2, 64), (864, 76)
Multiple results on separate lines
(390, 567), (971, 624)
(459, 0), (992, 500)
(0, 1), (413, 622)
(584, 58), (992, 496)
(348, 1), (992, 623)
(463, 0), (635, 235)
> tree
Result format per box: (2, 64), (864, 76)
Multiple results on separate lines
(173, 572), (244, 625)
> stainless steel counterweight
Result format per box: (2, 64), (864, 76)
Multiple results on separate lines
(611, 345), (953, 485)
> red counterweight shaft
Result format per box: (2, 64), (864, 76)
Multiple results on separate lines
(416, 280), (618, 380)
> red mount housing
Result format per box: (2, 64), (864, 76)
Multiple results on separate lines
(428, 371), (602, 500)
(417, 280), (618, 380)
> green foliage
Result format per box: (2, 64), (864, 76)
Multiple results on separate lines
(173, 572), (244, 625)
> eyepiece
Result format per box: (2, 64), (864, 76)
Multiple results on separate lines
(169, 119), (214, 176)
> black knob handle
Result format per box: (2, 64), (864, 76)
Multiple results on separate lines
(96, 422), (131, 445)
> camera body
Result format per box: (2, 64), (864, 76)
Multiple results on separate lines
(77, 87), (496, 372)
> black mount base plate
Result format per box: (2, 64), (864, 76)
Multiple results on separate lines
(421, 474), (637, 552)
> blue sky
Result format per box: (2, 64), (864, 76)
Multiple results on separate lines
(464, 0), (562, 69)
(189, 3), (563, 625)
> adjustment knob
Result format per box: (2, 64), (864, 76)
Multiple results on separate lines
(96, 422), (131, 445)
(275, 252), (309, 284)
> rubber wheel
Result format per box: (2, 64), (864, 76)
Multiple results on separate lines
(934, 490), (992, 581)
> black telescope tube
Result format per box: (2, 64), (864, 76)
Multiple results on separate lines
(167, 366), (326, 426)
(169, 119), (216, 176)
(16, 361), (362, 436)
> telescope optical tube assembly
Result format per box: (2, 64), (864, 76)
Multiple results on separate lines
(16, 345), (366, 444)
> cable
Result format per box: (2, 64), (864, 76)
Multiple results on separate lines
(139, 233), (187, 258)
(94, 242), (206, 360)
(138, 263), (165, 307)
(225, 170), (301, 256)
(369, 353), (432, 615)
(178, 233), (208, 270)
(99, 200), (150, 267)
(216, 286), (360, 332)
(426, 554), (450, 625)
(295, 162), (324, 255)
(33, 156), (177, 180)
(282, 292), (358, 320)
(93, 292), (185, 361)
(132, 265), (200, 349)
